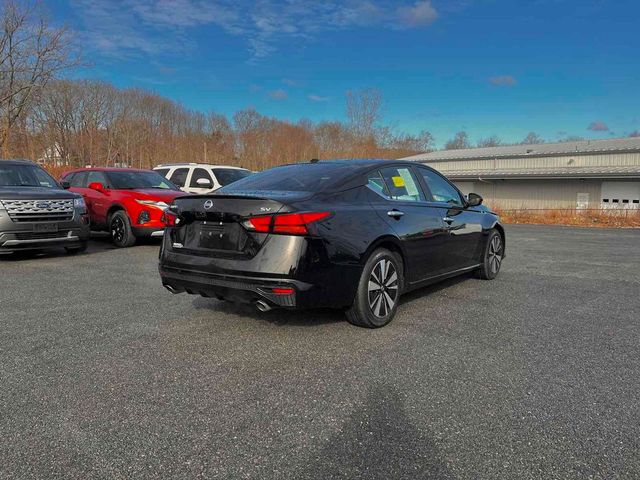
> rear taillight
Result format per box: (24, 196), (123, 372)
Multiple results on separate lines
(161, 210), (182, 227)
(243, 211), (330, 236)
(246, 215), (272, 233)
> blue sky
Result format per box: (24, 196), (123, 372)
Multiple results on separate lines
(52, 0), (640, 147)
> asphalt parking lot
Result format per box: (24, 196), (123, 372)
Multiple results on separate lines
(1, 225), (639, 479)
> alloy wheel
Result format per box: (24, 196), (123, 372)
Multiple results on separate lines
(488, 235), (503, 274)
(367, 258), (399, 318)
(112, 216), (125, 243)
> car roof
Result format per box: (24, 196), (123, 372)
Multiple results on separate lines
(64, 167), (152, 174)
(0, 159), (39, 166)
(236, 158), (430, 193)
(154, 163), (248, 169)
(297, 158), (417, 168)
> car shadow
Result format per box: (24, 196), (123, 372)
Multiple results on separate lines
(297, 384), (453, 479)
(399, 272), (475, 306)
(189, 273), (476, 327)
(191, 296), (345, 327)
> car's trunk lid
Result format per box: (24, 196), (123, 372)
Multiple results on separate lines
(169, 193), (300, 257)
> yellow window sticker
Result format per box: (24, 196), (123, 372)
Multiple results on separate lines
(392, 176), (405, 188)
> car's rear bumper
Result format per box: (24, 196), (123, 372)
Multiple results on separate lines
(159, 265), (310, 308)
(158, 233), (363, 309)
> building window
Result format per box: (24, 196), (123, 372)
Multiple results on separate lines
(633, 200), (639, 204)
(602, 199), (609, 203)
(622, 199), (629, 204)
(612, 199), (619, 203)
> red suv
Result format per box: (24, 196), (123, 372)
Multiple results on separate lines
(61, 168), (186, 247)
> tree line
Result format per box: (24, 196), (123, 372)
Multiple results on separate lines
(4, 79), (439, 170)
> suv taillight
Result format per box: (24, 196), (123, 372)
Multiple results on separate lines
(243, 212), (331, 236)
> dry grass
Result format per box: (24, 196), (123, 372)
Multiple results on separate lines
(495, 208), (640, 228)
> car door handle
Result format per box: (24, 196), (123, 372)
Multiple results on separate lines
(443, 216), (454, 224)
(387, 210), (404, 219)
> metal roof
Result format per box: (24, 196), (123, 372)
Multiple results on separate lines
(437, 165), (640, 180)
(403, 137), (640, 162)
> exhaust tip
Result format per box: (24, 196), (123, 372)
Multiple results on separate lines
(164, 284), (179, 294)
(255, 300), (273, 312)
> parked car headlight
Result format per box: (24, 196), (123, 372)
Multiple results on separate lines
(136, 199), (169, 209)
(73, 197), (87, 214)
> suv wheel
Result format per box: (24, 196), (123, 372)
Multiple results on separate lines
(110, 211), (136, 248)
(346, 248), (403, 328)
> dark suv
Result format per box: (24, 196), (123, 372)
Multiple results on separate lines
(0, 160), (90, 255)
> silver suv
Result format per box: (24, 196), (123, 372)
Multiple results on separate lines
(0, 160), (90, 255)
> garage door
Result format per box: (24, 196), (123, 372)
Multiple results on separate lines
(601, 182), (640, 208)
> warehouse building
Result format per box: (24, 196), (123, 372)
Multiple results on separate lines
(403, 137), (640, 210)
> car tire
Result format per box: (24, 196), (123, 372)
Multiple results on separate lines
(346, 248), (403, 328)
(109, 211), (136, 248)
(65, 241), (88, 254)
(477, 229), (503, 280)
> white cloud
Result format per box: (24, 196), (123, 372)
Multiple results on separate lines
(268, 89), (288, 100)
(396, 1), (438, 28)
(489, 75), (517, 87)
(72, 1), (441, 60)
(587, 121), (609, 132)
(308, 94), (329, 102)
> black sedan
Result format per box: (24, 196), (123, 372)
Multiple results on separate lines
(158, 159), (505, 328)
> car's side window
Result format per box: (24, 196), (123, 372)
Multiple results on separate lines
(366, 170), (390, 197)
(190, 168), (213, 188)
(70, 172), (87, 188)
(418, 168), (464, 206)
(170, 168), (189, 188)
(378, 167), (425, 202)
(155, 168), (170, 178)
(86, 171), (108, 187)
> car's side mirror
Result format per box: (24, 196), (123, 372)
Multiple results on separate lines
(88, 182), (106, 193)
(196, 178), (212, 187)
(60, 180), (71, 189)
(467, 192), (483, 207)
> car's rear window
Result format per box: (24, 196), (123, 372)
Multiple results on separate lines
(106, 171), (179, 190)
(219, 163), (353, 193)
(212, 168), (251, 186)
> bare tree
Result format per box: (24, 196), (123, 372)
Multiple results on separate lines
(346, 88), (382, 141)
(558, 135), (585, 142)
(444, 131), (471, 150)
(380, 128), (435, 153)
(477, 135), (502, 148)
(628, 130), (640, 138)
(21, 79), (430, 169)
(521, 132), (545, 144)
(0, 0), (78, 154)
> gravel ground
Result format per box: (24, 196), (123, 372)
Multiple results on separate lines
(1, 225), (639, 479)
